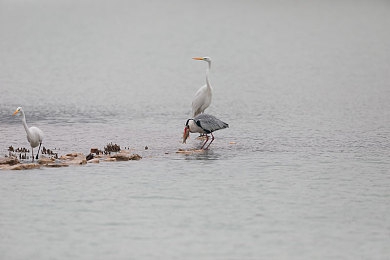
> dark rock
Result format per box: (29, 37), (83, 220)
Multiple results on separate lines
(86, 153), (94, 161)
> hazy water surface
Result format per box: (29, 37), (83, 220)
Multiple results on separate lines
(0, 0), (389, 259)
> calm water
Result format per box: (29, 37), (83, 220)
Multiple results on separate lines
(1, 0), (390, 259)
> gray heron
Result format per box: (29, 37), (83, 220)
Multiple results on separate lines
(183, 113), (228, 149)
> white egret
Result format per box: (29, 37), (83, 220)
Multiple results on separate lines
(183, 113), (228, 149)
(191, 57), (213, 117)
(13, 107), (44, 161)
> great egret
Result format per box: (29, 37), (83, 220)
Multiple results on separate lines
(191, 57), (212, 117)
(183, 113), (228, 149)
(13, 107), (44, 161)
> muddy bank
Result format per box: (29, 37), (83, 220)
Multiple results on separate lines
(0, 149), (142, 171)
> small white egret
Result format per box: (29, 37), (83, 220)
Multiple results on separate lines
(191, 57), (213, 117)
(13, 107), (44, 161)
(183, 113), (228, 149)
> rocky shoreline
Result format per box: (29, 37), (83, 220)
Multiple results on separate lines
(0, 150), (142, 171)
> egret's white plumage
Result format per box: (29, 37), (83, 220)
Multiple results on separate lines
(183, 113), (228, 149)
(13, 107), (44, 161)
(191, 57), (212, 117)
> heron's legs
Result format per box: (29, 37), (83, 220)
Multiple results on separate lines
(200, 134), (209, 149)
(204, 133), (215, 149)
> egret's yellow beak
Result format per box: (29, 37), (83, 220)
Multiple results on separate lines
(12, 110), (19, 116)
(192, 57), (203, 61)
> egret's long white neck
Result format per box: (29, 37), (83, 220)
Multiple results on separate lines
(19, 109), (32, 139)
(205, 61), (211, 88)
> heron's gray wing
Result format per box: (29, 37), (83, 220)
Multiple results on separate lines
(194, 114), (229, 133)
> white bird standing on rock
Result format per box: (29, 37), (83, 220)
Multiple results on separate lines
(191, 57), (213, 117)
(13, 107), (44, 161)
(183, 113), (228, 150)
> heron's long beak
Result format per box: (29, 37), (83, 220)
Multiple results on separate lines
(183, 127), (190, 144)
(192, 57), (203, 61)
(12, 110), (19, 116)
